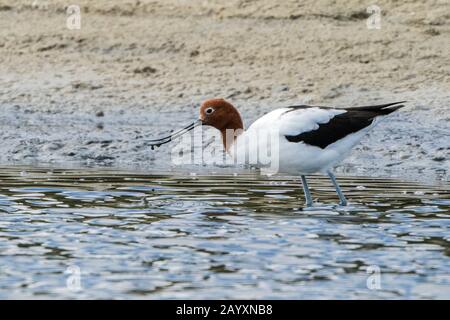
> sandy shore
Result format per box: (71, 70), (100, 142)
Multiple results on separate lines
(0, 0), (449, 182)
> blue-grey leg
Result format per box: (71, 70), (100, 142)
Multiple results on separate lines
(300, 175), (313, 207)
(327, 170), (347, 206)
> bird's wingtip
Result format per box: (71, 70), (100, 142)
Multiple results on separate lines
(382, 101), (407, 108)
(390, 100), (407, 106)
(355, 101), (407, 112)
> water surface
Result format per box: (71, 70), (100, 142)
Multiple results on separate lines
(0, 166), (449, 299)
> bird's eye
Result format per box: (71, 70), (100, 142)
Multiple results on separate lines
(205, 107), (214, 114)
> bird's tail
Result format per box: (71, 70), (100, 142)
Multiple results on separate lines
(354, 101), (406, 114)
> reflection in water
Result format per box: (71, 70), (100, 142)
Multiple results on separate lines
(0, 166), (449, 299)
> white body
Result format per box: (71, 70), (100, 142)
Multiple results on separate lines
(230, 107), (379, 175)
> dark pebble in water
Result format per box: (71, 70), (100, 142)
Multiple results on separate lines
(386, 162), (403, 167)
(96, 111), (104, 117)
(277, 85), (289, 92)
(433, 156), (445, 162)
(424, 28), (440, 36)
(151, 146), (155, 150)
(133, 66), (157, 74)
(94, 155), (114, 161)
(190, 50), (200, 57)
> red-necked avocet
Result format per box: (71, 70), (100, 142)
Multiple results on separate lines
(149, 99), (405, 207)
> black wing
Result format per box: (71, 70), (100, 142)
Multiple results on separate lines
(285, 101), (406, 149)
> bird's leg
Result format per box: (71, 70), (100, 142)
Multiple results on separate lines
(300, 175), (313, 207)
(327, 170), (348, 206)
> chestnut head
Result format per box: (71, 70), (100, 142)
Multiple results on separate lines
(199, 98), (243, 131)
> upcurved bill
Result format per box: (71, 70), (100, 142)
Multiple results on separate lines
(148, 119), (202, 149)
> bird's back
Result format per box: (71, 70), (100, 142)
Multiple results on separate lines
(233, 102), (405, 174)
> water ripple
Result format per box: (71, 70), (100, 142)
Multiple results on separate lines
(0, 166), (449, 299)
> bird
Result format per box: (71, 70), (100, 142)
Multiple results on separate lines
(148, 99), (405, 207)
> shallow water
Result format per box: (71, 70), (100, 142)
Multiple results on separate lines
(0, 166), (449, 299)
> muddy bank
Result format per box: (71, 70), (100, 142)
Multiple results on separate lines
(0, 1), (449, 182)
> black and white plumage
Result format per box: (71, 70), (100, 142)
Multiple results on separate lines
(284, 102), (405, 149)
(233, 101), (405, 174)
(231, 101), (405, 206)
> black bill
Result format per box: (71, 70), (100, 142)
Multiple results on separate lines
(148, 119), (202, 149)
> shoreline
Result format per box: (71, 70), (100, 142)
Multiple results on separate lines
(0, 1), (449, 182)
